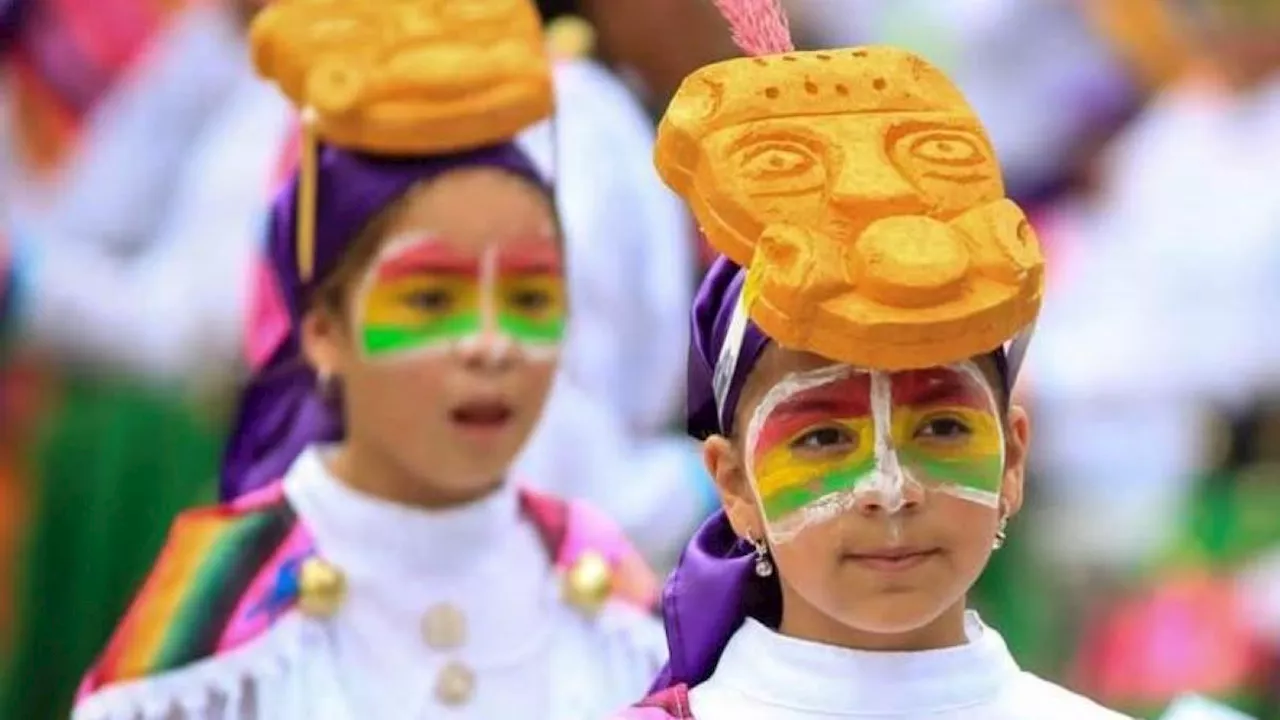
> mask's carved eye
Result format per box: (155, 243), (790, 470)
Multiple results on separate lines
(732, 140), (827, 197)
(907, 133), (985, 167)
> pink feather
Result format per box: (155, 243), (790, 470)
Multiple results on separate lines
(711, 0), (795, 56)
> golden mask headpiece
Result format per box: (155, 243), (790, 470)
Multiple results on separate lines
(250, 0), (555, 279)
(658, 0), (1044, 371)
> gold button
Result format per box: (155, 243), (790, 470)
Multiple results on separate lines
(297, 557), (346, 618)
(562, 551), (613, 615)
(434, 661), (475, 706)
(421, 603), (467, 650)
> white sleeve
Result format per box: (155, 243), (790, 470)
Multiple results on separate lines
(24, 2), (246, 255)
(14, 81), (292, 381)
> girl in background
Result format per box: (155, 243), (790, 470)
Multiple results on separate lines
(74, 0), (662, 717)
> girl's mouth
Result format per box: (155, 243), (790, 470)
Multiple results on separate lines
(450, 400), (513, 435)
(842, 547), (941, 573)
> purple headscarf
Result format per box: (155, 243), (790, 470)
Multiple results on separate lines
(686, 255), (769, 440)
(654, 252), (1013, 692)
(0, 0), (28, 51)
(221, 142), (547, 501)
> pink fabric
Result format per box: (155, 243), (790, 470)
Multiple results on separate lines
(559, 500), (660, 608)
(244, 257), (291, 371)
(619, 686), (694, 719)
(1074, 573), (1266, 705)
(228, 479), (287, 512)
(615, 708), (681, 719)
(55, 0), (163, 72)
(243, 125), (301, 371)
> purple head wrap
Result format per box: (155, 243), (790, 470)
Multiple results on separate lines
(655, 252), (1015, 692)
(686, 255), (769, 440)
(221, 142), (547, 500)
(0, 0), (28, 51)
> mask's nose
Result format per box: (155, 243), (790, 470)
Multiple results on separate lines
(828, 161), (931, 224)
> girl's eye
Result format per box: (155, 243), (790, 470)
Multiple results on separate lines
(507, 289), (552, 312)
(789, 426), (855, 454)
(402, 289), (454, 312)
(915, 416), (972, 441)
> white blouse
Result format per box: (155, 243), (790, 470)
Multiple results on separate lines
(74, 448), (666, 720)
(689, 613), (1129, 719)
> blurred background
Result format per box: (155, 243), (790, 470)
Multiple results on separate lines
(2, 0), (1280, 717)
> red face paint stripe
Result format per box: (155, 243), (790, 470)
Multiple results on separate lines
(497, 239), (562, 274)
(752, 376), (871, 452)
(891, 370), (994, 410)
(374, 241), (480, 281)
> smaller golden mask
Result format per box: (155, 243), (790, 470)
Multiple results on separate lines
(656, 46), (1044, 370)
(250, 0), (554, 155)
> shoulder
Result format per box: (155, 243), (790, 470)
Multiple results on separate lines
(1007, 672), (1134, 719)
(525, 489), (669, 694)
(77, 484), (315, 709)
(522, 488), (661, 613)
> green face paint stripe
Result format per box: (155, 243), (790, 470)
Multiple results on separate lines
(898, 451), (1004, 493)
(496, 313), (565, 343)
(760, 457), (877, 521)
(361, 313), (482, 355)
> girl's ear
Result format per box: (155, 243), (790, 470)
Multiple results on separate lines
(300, 305), (351, 378)
(999, 404), (1030, 518)
(703, 435), (766, 541)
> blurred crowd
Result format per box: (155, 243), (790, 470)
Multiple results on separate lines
(2, 0), (1280, 717)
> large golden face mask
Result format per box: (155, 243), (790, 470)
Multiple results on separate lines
(656, 47), (1044, 370)
(251, 0), (553, 155)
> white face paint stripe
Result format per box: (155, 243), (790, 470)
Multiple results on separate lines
(868, 370), (906, 515)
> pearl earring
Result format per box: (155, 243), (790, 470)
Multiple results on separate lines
(992, 514), (1009, 550)
(752, 537), (774, 577)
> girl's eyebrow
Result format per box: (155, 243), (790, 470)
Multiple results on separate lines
(498, 239), (562, 274)
(753, 380), (872, 452)
(374, 240), (480, 280)
(892, 370), (990, 409)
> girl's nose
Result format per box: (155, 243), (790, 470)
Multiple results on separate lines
(853, 475), (925, 515)
(456, 331), (517, 373)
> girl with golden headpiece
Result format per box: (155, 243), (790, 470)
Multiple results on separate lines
(616, 0), (1132, 718)
(71, 1), (666, 718)
(2, 12), (707, 576)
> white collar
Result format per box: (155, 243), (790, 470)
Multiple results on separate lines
(711, 612), (1020, 714)
(282, 445), (524, 577)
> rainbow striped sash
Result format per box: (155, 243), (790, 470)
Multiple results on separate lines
(80, 484), (313, 694)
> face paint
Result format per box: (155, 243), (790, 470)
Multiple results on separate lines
(494, 240), (566, 354)
(357, 238), (484, 358)
(355, 235), (564, 362)
(743, 361), (1004, 543)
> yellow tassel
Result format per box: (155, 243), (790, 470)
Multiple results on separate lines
(546, 15), (595, 60)
(297, 107), (319, 281)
